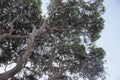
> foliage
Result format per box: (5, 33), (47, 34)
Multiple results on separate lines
(0, 0), (105, 80)
(0, 0), (42, 63)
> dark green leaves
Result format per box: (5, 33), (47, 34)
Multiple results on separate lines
(0, 0), (105, 80)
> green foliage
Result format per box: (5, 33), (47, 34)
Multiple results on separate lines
(0, 0), (105, 80)
(0, 0), (42, 79)
(90, 47), (105, 59)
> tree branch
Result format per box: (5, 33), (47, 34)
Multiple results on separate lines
(49, 51), (56, 75)
(0, 33), (29, 42)
(9, 13), (23, 35)
(46, 5), (71, 22)
(48, 49), (65, 80)
(0, 5), (70, 80)
(0, 14), (7, 19)
(0, 33), (8, 42)
(0, 34), (33, 80)
(0, 22), (48, 80)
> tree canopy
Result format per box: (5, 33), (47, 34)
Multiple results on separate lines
(0, 0), (105, 80)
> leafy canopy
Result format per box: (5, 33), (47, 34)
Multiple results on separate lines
(0, 0), (105, 80)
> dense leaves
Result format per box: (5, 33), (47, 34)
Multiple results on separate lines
(0, 0), (42, 64)
(0, 0), (105, 80)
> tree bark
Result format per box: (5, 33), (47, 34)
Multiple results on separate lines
(0, 22), (48, 80)
(0, 6), (69, 79)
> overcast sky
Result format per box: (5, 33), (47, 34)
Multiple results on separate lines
(96, 0), (120, 80)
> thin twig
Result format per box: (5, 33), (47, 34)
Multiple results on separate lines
(46, 5), (71, 22)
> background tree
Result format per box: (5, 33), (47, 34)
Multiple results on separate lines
(0, 0), (105, 80)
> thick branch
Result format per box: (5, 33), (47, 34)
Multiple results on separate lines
(0, 33), (8, 42)
(0, 35), (33, 80)
(0, 5), (70, 79)
(7, 35), (29, 39)
(0, 22), (48, 80)
(0, 34), (29, 42)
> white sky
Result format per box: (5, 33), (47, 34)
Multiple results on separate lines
(96, 0), (120, 80)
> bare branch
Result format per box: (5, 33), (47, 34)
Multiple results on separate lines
(7, 35), (29, 39)
(46, 5), (71, 22)
(0, 33), (29, 42)
(48, 49), (65, 80)
(0, 22), (49, 80)
(0, 3), (71, 80)
(49, 51), (56, 75)
(0, 33), (8, 42)
(0, 37), (33, 80)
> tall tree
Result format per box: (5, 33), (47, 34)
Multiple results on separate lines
(0, 0), (105, 80)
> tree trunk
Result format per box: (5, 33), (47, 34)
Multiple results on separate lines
(0, 22), (48, 80)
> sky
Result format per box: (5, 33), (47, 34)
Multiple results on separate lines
(96, 0), (120, 80)
(41, 0), (120, 80)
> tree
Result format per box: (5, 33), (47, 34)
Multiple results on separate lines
(0, 0), (105, 80)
